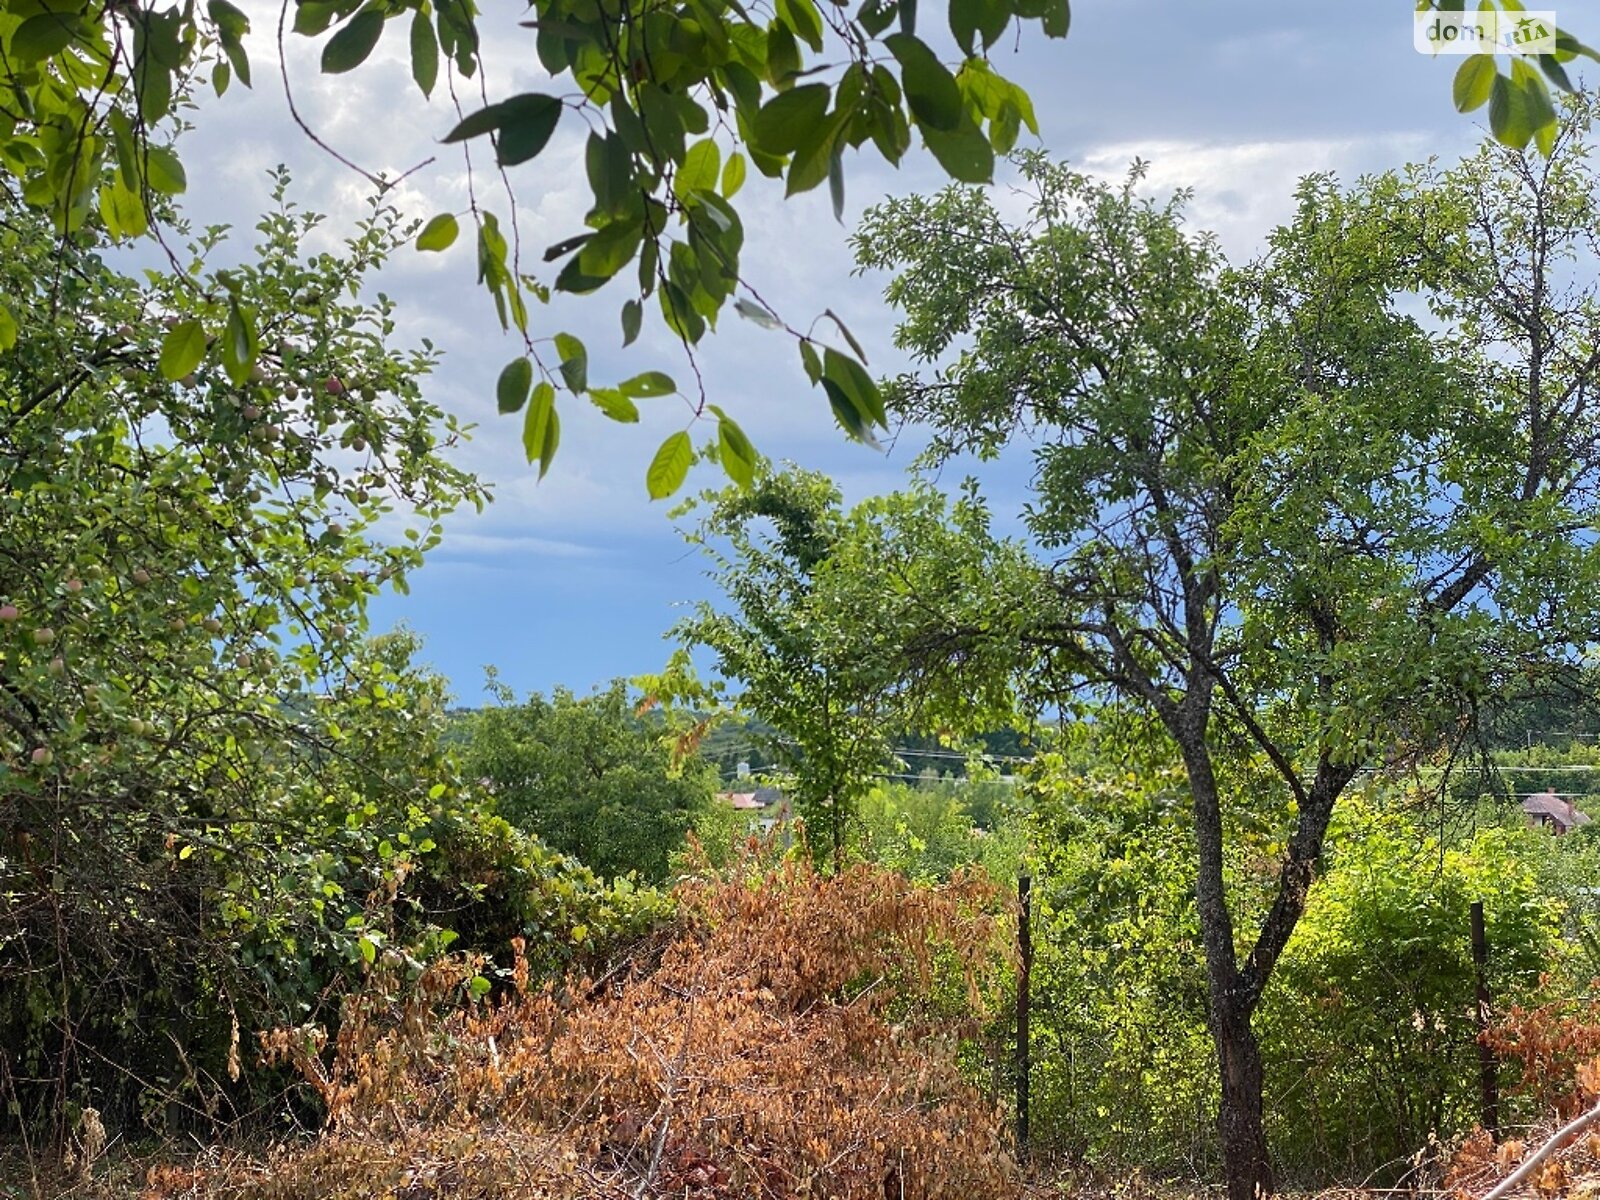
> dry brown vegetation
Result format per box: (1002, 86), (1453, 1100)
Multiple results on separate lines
(121, 853), (1016, 1200)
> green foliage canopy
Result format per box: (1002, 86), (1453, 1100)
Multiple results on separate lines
(0, 0), (1074, 494)
(461, 678), (720, 881)
(661, 466), (1021, 868)
(0, 175), (495, 1134)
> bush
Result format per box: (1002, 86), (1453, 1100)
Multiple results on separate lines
(855, 774), (1025, 884)
(1258, 805), (1561, 1183)
(1026, 752), (1223, 1174)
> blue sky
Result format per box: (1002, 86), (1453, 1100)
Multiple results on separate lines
(177, 1), (1600, 703)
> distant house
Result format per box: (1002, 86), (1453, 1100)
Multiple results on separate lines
(718, 785), (788, 834)
(1521, 789), (1593, 834)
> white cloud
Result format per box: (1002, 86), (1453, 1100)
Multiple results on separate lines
(1078, 134), (1434, 258)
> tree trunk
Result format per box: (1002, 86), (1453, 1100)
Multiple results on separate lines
(1214, 991), (1273, 1200)
(1177, 729), (1276, 1199)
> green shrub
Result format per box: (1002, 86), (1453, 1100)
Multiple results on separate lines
(1259, 804), (1561, 1183)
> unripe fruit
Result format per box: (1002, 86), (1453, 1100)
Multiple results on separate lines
(202, 617), (223, 634)
(132, 568), (151, 585)
(285, 383), (300, 400)
(47, 657), (64, 676)
(359, 385), (376, 402)
(262, 425), (282, 442)
(0, 604), (17, 622)
(31, 747), (52, 767)
(237, 652), (253, 668)
(121, 367), (140, 382)
(64, 579), (83, 594)
(329, 623), (349, 639)
(33, 627), (54, 645)
(242, 404), (261, 421)
(179, 373), (197, 388)
(117, 323), (135, 339)
(162, 315), (181, 330)
(293, 574), (309, 589)
(327, 523), (345, 537)
(354, 490), (369, 504)
(250, 364), (268, 383)
(351, 437), (367, 453)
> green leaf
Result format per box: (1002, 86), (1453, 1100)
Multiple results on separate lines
(1538, 53), (1575, 94)
(786, 112), (844, 196)
(99, 179), (148, 241)
(145, 146), (187, 195)
(675, 139), (722, 201)
(135, 55), (175, 125)
(717, 414), (757, 488)
(1490, 62), (1557, 152)
(799, 338), (823, 382)
(753, 84), (831, 156)
(411, 9), (439, 96)
(416, 212), (459, 252)
(159, 320), (207, 381)
(588, 387), (640, 422)
(922, 121), (994, 183)
(647, 430), (694, 499)
(10, 13), (79, 63)
(823, 346), (887, 427)
(622, 299), (643, 346)
(1041, 0), (1068, 39)
(221, 301), (257, 387)
(1534, 111), (1557, 157)
(0, 304), (17, 354)
(1453, 55), (1496, 112)
(587, 131), (634, 218)
(443, 104), (506, 143)
(294, 1), (338, 36)
(495, 93), (563, 166)
(209, 0), (252, 86)
(821, 377), (881, 447)
(619, 371), (675, 398)
(765, 22), (801, 86)
(722, 152), (747, 198)
(949, 0), (1008, 54)
(322, 9), (385, 73)
(358, 934), (377, 964)
(468, 974), (492, 997)
(576, 218), (642, 280)
(522, 381), (559, 477)
(777, 0), (825, 50)
(884, 34), (962, 132)
(497, 357), (533, 413)
(554, 332), (587, 392)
